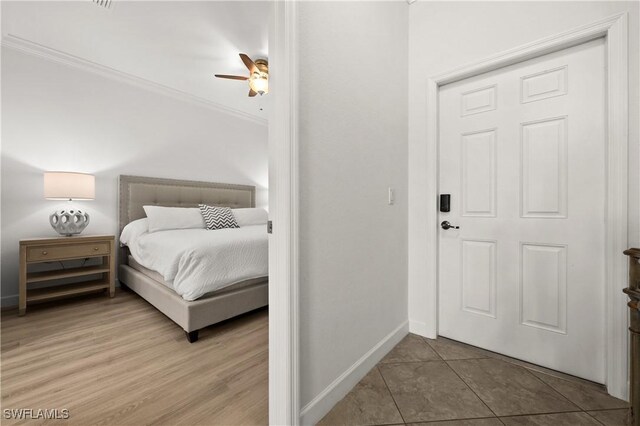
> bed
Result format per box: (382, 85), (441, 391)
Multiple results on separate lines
(117, 175), (268, 343)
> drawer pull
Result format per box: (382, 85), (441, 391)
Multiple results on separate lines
(93, 247), (99, 251)
(42, 251), (48, 255)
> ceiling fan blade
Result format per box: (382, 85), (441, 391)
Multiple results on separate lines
(215, 74), (249, 80)
(240, 53), (258, 74)
(248, 88), (257, 97)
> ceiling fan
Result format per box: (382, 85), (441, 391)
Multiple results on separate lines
(215, 53), (269, 97)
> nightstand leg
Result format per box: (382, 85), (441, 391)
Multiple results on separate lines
(19, 245), (27, 316)
(108, 244), (116, 297)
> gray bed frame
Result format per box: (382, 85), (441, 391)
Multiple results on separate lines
(117, 175), (268, 343)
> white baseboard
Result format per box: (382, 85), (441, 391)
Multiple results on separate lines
(1, 294), (18, 308)
(300, 321), (409, 425)
(409, 319), (435, 338)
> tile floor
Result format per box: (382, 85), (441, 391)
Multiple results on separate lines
(318, 334), (632, 426)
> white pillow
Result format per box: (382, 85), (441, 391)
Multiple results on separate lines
(142, 206), (205, 233)
(232, 208), (268, 227)
(120, 218), (149, 246)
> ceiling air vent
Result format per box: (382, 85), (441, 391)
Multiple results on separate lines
(91, 0), (112, 9)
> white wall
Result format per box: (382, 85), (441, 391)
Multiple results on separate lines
(297, 1), (409, 421)
(407, 1), (640, 336)
(1, 47), (268, 306)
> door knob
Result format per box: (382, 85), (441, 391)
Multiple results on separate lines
(441, 221), (460, 230)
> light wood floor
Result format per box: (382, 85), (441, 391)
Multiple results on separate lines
(1, 290), (268, 425)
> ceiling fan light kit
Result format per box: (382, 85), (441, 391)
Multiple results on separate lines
(249, 59), (269, 95)
(215, 53), (269, 97)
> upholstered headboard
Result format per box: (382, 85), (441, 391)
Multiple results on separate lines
(118, 175), (256, 236)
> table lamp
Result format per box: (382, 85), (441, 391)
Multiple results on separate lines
(44, 171), (95, 236)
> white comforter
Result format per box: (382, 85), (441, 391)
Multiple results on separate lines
(128, 226), (268, 301)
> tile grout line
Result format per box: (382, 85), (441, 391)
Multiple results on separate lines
(420, 337), (445, 362)
(362, 423), (404, 426)
(585, 407), (632, 412)
(378, 336), (445, 367)
(427, 336), (617, 413)
(378, 360), (500, 425)
(424, 336), (631, 424)
(517, 362), (584, 411)
(403, 416), (510, 426)
(379, 359), (445, 366)
(497, 410), (585, 419)
(376, 365), (407, 425)
(578, 410), (608, 426)
(498, 410), (608, 426)
(408, 415), (509, 424)
(520, 364), (607, 391)
(528, 372), (631, 412)
(382, 336), (494, 424)
(422, 335), (504, 423)
(386, 336), (622, 424)
(443, 359), (501, 420)
(450, 358), (589, 418)
(422, 336), (491, 362)
(426, 335), (607, 392)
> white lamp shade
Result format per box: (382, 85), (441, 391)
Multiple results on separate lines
(44, 172), (95, 200)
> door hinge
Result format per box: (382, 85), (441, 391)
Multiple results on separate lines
(267, 220), (273, 234)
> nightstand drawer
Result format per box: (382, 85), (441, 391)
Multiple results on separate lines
(27, 242), (110, 262)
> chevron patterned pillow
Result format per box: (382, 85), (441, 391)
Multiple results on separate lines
(199, 204), (240, 230)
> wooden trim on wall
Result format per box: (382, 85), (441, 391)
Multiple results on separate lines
(268, 1), (300, 424)
(603, 12), (629, 403)
(418, 13), (629, 400)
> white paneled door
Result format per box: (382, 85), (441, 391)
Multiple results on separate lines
(438, 38), (606, 383)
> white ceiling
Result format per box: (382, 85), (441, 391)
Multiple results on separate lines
(1, 1), (270, 121)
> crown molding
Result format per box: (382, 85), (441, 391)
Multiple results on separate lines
(1, 34), (268, 126)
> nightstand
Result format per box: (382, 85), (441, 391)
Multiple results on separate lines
(19, 235), (116, 316)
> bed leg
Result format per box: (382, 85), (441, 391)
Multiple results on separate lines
(185, 330), (199, 343)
